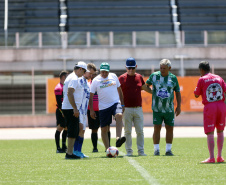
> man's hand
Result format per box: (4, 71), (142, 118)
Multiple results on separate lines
(73, 109), (79, 117)
(90, 109), (96, 120)
(175, 106), (181, 117)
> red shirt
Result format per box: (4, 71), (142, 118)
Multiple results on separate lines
(194, 73), (226, 105)
(119, 73), (145, 107)
(88, 80), (99, 111)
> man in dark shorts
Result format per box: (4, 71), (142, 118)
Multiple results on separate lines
(87, 67), (100, 152)
(54, 71), (68, 153)
(62, 61), (87, 159)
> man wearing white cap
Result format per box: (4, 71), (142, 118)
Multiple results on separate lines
(62, 61), (87, 159)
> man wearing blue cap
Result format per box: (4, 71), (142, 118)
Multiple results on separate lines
(119, 57), (152, 156)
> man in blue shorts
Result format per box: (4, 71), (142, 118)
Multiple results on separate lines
(89, 63), (125, 151)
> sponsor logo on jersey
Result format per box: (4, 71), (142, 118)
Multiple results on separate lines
(157, 88), (170, 99)
(206, 83), (223, 102)
(208, 124), (214, 127)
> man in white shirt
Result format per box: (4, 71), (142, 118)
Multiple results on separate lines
(62, 61), (87, 159)
(89, 62), (125, 150)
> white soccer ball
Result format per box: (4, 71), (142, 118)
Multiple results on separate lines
(106, 146), (119, 158)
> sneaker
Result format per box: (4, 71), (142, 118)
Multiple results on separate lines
(217, 156), (224, 163)
(62, 146), (67, 153)
(116, 136), (126, 147)
(76, 151), (89, 158)
(154, 150), (160, 156)
(165, 150), (174, 156)
(92, 148), (98, 153)
(138, 152), (147, 156)
(125, 152), (133, 156)
(201, 158), (215, 163)
(56, 148), (65, 153)
(65, 153), (81, 159)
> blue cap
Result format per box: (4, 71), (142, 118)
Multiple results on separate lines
(126, 57), (136, 67)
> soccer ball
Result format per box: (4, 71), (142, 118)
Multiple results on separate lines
(106, 146), (119, 158)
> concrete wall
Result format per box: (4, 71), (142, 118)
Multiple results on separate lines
(0, 47), (226, 71)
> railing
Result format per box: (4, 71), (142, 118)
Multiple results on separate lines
(1, 30), (226, 48)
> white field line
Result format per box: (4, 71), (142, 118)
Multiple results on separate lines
(98, 141), (160, 185)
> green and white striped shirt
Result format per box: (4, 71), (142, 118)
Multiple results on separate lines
(146, 71), (180, 113)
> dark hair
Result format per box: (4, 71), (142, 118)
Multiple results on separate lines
(199, 61), (210, 72)
(59, 71), (68, 78)
(87, 63), (97, 72)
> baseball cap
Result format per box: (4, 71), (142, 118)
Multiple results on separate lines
(75, 61), (89, 72)
(100, 62), (110, 72)
(126, 57), (136, 67)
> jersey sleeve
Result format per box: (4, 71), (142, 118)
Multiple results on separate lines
(173, 77), (180, 92)
(68, 78), (78, 91)
(140, 75), (145, 86)
(146, 74), (153, 85)
(194, 78), (202, 96)
(90, 79), (97, 94)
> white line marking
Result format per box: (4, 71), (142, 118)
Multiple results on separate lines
(98, 141), (160, 185)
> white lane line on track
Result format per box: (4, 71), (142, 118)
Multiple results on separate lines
(98, 141), (160, 185)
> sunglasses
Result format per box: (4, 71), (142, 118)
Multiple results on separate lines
(127, 67), (135, 70)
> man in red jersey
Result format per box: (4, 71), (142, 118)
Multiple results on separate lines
(119, 57), (152, 156)
(194, 61), (226, 163)
(54, 71), (69, 153)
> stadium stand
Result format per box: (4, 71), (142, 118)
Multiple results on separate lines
(178, 0), (226, 31)
(0, 0), (59, 32)
(68, 0), (173, 31)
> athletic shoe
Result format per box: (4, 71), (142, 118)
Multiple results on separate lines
(76, 151), (89, 158)
(217, 156), (224, 163)
(92, 148), (98, 153)
(201, 158), (215, 163)
(116, 136), (126, 147)
(56, 148), (65, 153)
(62, 146), (67, 153)
(154, 150), (160, 156)
(138, 152), (147, 156)
(165, 150), (174, 156)
(65, 153), (81, 159)
(125, 152), (133, 156)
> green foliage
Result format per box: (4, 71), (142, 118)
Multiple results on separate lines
(0, 138), (225, 185)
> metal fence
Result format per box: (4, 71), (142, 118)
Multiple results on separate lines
(1, 30), (226, 48)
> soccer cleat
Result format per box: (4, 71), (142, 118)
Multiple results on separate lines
(76, 151), (89, 158)
(65, 153), (81, 159)
(201, 158), (215, 163)
(154, 150), (160, 156)
(116, 136), (126, 147)
(217, 156), (224, 163)
(56, 148), (65, 153)
(92, 148), (98, 153)
(138, 152), (147, 156)
(165, 150), (174, 156)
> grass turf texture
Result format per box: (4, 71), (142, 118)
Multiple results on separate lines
(0, 138), (225, 185)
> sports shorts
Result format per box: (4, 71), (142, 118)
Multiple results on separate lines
(62, 109), (79, 138)
(79, 113), (87, 131)
(99, 103), (118, 128)
(56, 108), (66, 128)
(153, 111), (175, 126)
(87, 110), (100, 130)
(204, 101), (226, 134)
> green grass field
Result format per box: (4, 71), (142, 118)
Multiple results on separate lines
(0, 138), (225, 185)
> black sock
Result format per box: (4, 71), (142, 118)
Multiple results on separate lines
(108, 131), (111, 147)
(91, 133), (98, 149)
(55, 130), (61, 149)
(62, 130), (67, 148)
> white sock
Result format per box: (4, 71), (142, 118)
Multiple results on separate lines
(166, 143), (172, 152)
(154, 144), (159, 151)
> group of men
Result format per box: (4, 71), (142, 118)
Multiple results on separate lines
(54, 58), (226, 163)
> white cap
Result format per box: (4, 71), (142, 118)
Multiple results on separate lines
(75, 61), (89, 72)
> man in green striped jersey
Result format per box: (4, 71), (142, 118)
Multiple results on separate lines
(146, 59), (181, 156)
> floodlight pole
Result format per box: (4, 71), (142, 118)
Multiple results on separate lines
(4, 0), (8, 47)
